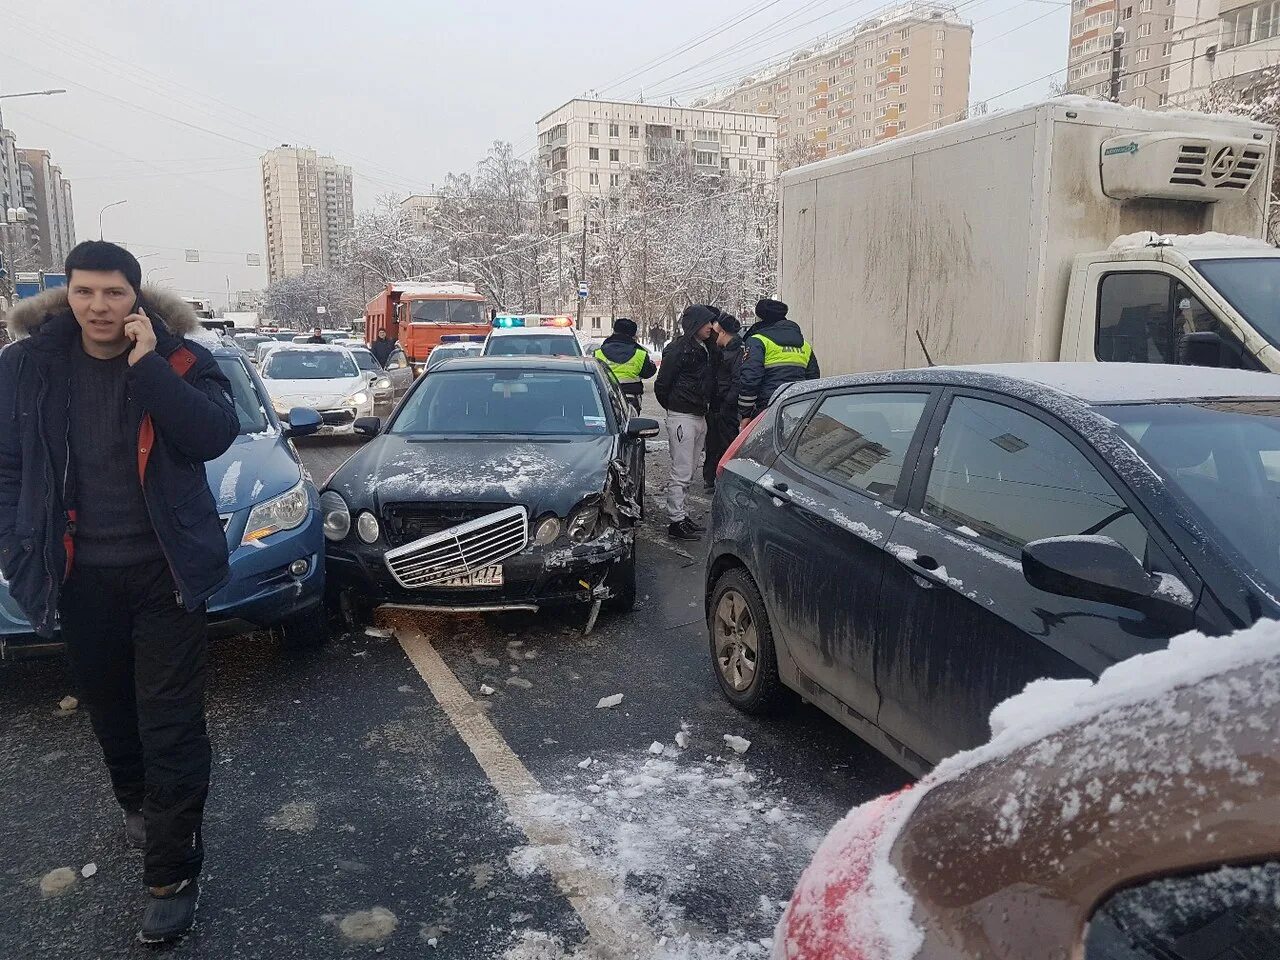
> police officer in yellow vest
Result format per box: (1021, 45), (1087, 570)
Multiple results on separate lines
(737, 298), (820, 427)
(594, 317), (657, 415)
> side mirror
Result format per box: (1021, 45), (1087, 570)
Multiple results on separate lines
(625, 416), (661, 439)
(1178, 331), (1228, 368)
(1022, 536), (1193, 623)
(354, 416), (381, 438)
(285, 407), (322, 438)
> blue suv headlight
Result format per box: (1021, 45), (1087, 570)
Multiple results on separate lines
(242, 480), (310, 546)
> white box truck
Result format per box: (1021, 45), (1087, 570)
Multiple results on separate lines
(779, 98), (1280, 375)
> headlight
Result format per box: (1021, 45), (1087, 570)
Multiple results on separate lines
(375, 377), (391, 390)
(356, 511), (380, 544)
(321, 490), (351, 541)
(242, 481), (310, 545)
(345, 391), (370, 406)
(566, 505), (599, 544)
(533, 516), (561, 546)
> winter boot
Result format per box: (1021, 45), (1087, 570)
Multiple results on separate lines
(123, 809), (145, 851)
(667, 519), (701, 541)
(138, 878), (200, 944)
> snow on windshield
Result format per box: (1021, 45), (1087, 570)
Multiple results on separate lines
(776, 619), (1280, 960)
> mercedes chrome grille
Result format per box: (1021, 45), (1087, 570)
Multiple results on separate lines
(383, 505), (528, 589)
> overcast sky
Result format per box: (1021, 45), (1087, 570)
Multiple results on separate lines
(2, 0), (1066, 306)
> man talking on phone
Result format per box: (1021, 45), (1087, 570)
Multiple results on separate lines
(0, 241), (238, 943)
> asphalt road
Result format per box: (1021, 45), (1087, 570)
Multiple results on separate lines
(0, 405), (908, 959)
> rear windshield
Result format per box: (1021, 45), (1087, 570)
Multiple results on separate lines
(485, 334), (581, 357)
(348, 349), (380, 372)
(262, 350), (358, 380)
(391, 370), (608, 436)
(426, 346), (478, 369)
(409, 300), (488, 324)
(1106, 398), (1280, 595)
(214, 356), (269, 434)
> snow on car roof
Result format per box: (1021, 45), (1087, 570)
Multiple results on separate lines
(780, 619), (1280, 960)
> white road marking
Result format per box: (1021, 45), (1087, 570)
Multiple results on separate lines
(395, 626), (657, 957)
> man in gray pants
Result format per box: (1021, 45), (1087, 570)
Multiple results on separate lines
(654, 305), (718, 541)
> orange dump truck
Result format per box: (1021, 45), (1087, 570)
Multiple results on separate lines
(364, 282), (491, 373)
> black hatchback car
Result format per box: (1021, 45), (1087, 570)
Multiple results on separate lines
(322, 356), (658, 618)
(708, 362), (1280, 775)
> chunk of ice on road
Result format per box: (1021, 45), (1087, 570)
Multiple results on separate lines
(58, 696), (78, 711)
(365, 626), (394, 638)
(480, 684), (496, 696)
(596, 694), (624, 709)
(80, 862), (97, 878)
(577, 758), (593, 769)
(724, 735), (752, 754)
(648, 741), (665, 756)
(675, 730), (690, 749)
(39, 867), (76, 898)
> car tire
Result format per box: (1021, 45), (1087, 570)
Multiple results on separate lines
(276, 603), (330, 651)
(606, 540), (637, 612)
(708, 568), (782, 714)
(327, 588), (373, 634)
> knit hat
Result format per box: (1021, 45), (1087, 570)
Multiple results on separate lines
(717, 313), (742, 335)
(755, 298), (788, 324)
(613, 317), (638, 338)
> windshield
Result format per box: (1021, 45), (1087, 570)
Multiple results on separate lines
(486, 334), (581, 357)
(234, 334), (267, 350)
(409, 299), (488, 324)
(1194, 257), (1280, 348)
(392, 370), (608, 436)
(426, 346), (478, 369)
(262, 350), (358, 380)
(348, 349), (380, 372)
(214, 356), (269, 434)
(270, 333), (297, 341)
(1107, 399), (1280, 594)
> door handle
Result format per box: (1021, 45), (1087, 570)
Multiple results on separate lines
(764, 479), (792, 504)
(912, 554), (940, 572)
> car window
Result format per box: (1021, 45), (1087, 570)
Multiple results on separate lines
(213, 357), (269, 434)
(1084, 860), (1279, 959)
(262, 350), (358, 380)
(778, 396), (816, 448)
(486, 334), (581, 357)
(348, 350), (380, 372)
(391, 370), (608, 436)
(925, 396), (1148, 557)
(1097, 272), (1248, 368)
(386, 349), (408, 370)
(791, 392), (928, 500)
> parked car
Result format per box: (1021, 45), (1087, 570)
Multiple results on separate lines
(232, 332), (269, 357)
(321, 356), (658, 621)
(347, 345), (397, 407)
(377, 345), (414, 399)
(0, 344), (328, 659)
(709, 362), (1280, 775)
(483, 320), (584, 358)
(259, 345), (375, 436)
(774, 620), (1280, 959)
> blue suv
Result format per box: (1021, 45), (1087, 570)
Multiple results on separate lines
(0, 340), (329, 659)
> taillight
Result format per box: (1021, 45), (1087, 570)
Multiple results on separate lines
(717, 410), (766, 478)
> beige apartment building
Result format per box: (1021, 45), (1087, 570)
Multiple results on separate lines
(1067, 0), (1178, 106)
(536, 99), (778, 235)
(15, 148), (76, 272)
(701, 2), (972, 160)
(260, 146), (355, 282)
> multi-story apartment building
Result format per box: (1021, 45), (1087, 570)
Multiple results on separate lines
(15, 148), (76, 272)
(700, 3), (972, 160)
(536, 98), (778, 235)
(260, 146), (355, 282)
(1067, 0), (1179, 106)
(1166, 0), (1280, 105)
(400, 193), (442, 234)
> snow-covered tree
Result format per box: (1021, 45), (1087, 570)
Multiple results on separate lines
(1200, 65), (1280, 241)
(263, 269), (363, 328)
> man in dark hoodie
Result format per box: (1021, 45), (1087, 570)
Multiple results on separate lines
(654, 304), (717, 541)
(737, 297), (820, 426)
(594, 317), (656, 415)
(703, 314), (744, 493)
(0, 241), (238, 943)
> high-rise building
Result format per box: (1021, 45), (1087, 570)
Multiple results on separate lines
(1066, 0), (1178, 106)
(700, 2), (972, 161)
(260, 146), (355, 282)
(400, 193), (442, 235)
(537, 98), (778, 235)
(15, 148), (76, 272)
(1166, 0), (1280, 106)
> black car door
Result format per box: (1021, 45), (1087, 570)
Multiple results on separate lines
(875, 390), (1199, 765)
(755, 388), (937, 726)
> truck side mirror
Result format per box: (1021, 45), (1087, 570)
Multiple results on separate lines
(1178, 331), (1248, 369)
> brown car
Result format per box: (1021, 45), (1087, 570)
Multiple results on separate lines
(775, 623), (1280, 960)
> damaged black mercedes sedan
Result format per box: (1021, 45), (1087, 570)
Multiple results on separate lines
(321, 356), (658, 619)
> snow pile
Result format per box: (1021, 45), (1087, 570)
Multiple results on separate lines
(1108, 230), (1273, 253)
(774, 619), (1280, 959)
(507, 743), (828, 957)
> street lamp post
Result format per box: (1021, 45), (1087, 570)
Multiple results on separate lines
(98, 200), (127, 240)
(0, 89), (68, 102)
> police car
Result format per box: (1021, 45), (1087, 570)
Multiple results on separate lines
(482, 316), (584, 358)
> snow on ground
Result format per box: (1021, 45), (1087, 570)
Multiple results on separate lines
(501, 732), (830, 958)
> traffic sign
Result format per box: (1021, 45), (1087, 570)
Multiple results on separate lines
(577, 283), (589, 300)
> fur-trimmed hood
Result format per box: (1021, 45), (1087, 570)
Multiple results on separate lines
(4, 286), (200, 340)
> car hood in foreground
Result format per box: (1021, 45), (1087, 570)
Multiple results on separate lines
(329, 434), (614, 518)
(208, 431), (302, 515)
(263, 375), (365, 408)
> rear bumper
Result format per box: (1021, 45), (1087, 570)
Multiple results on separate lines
(326, 528), (632, 609)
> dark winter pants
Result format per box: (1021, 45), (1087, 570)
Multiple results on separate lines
(704, 418), (731, 487)
(60, 560), (211, 887)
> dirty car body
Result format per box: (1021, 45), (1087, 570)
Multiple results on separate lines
(322, 356), (655, 614)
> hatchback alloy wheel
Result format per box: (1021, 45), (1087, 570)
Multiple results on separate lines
(715, 589), (759, 692)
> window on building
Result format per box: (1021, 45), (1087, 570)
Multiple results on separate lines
(934, 47), (944, 58)
(739, 158), (749, 171)
(864, 111), (873, 121)
(864, 127), (873, 137)
(933, 84), (944, 96)
(1136, 71), (1148, 84)
(588, 172), (599, 185)
(609, 148), (619, 161)
(1134, 95), (1146, 106)
(758, 136), (767, 148)
(864, 93), (873, 103)
(629, 124), (639, 138)
(1163, 15), (1173, 29)
(1160, 66), (1170, 80)
(933, 104), (944, 116)
(1158, 92), (1169, 105)
(756, 159), (767, 172)
(630, 150), (639, 164)
(721, 157), (730, 170)
(1163, 40), (1173, 54)
(588, 147), (599, 161)
(610, 173), (621, 186)
(675, 129), (685, 141)
(608, 123), (619, 138)
(864, 57), (873, 68)
(1138, 21), (1152, 36)
(588, 122), (598, 135)
(1122, 4), (1133, 17)
(1137, 47), (1150, 61)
